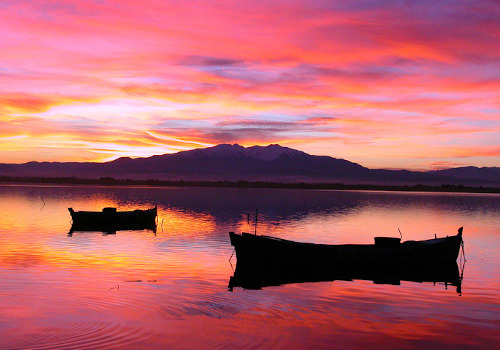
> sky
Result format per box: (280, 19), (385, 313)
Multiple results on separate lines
(0, 0), (499, 170)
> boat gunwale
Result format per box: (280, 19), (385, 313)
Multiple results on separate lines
(234, 227), (462, 249)
(69, 206), (157, 216)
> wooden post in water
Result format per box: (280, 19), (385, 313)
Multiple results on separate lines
(254, 208), (258, 235)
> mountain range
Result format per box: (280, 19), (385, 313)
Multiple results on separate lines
(0, 144), (498, 186)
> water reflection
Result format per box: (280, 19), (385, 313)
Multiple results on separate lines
(229, 258), (464, 294)
(68, 223), (157, 235)
(0, 184), (498, 349)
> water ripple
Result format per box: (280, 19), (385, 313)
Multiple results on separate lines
(2, 322), (159, 350)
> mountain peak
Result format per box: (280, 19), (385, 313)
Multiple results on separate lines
(193, 143), (306, 161)
(246, 144), (307, 161)
(192, 143), (245, 157)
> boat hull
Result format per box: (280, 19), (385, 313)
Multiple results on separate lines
(229, 228), (463, 268)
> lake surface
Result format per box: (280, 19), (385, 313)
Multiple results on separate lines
(0, 184), (498, 349)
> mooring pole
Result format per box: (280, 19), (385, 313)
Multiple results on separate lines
(254, 208), (258, 235)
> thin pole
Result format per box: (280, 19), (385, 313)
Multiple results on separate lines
(254, 208), (258, 235)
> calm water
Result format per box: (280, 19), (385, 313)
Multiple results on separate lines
(0, 184), (498, 349)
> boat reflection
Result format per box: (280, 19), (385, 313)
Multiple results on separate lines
(228, 259), (463, 294)
(68, 221), (157, 235)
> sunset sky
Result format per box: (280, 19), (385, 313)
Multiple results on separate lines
(1, 0), (499, 170)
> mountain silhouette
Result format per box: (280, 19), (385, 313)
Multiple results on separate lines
(0, 144), (498, 186)
(430, 166), (500, 183)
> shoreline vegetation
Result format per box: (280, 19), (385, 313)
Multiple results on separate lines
(1, 176), (499, 193)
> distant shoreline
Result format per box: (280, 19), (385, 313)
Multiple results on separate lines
(1, 176), (499, 193)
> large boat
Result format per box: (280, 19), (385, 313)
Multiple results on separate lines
(68, 206), (157, 234)
(229, 227), (463, 268)
(229, 227), (464, 292)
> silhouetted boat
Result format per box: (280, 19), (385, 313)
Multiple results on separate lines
(229, 227), (464, 293)
(229, 227), (463, 270)
(68, 206), (157, 234)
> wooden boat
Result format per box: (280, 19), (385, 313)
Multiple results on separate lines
(229, 227), (463, 267)
(68, 206), (157, 234)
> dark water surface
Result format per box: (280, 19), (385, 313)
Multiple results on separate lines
(0, 184), (498, 349)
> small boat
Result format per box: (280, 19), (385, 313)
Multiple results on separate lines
(68, 206), (157, 234)
(229, 227), (463, 267)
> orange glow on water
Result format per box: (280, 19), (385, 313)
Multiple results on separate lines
(0, 185), (498, 348)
